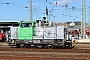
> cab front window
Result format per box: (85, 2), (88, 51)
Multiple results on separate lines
(20, 23), (32, 27)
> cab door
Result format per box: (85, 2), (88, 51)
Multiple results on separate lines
(18, 23), (33, 40)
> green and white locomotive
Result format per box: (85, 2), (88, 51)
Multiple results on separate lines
(6, 20), (72, 48)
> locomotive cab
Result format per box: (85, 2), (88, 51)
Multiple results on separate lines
(17, 21), (36, 45)
(18, 21), (33, 40)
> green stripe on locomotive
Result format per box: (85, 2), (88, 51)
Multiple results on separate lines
(18, 21), (36, 40)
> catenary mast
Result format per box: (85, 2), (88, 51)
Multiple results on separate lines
(81, 0), (86, 38)
(30, 0), (32, 21)
(88, 5), (90, 29)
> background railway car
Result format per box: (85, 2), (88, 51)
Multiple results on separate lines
(0, 30), (6, 41)
(6, 20), (72, 48)
(0, 33), (5, 40)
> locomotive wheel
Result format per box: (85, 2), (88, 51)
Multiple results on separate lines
(52, 46), (56, 49)
(46, 46), (53, 49)
(24, 44), (30, 48)
(30, 45), (36, 49)
(16, 44), (21, 48)
(36, 45), (42, 48)
(69, 44), (72, 49)
(63, 45), (65, 49)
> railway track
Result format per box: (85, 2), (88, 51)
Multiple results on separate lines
(0, 51), (90, 60)
(0, 42), (90, 60)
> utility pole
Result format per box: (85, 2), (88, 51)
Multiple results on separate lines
(30, 0), (32, 21)
(88, 5), (90, 29)
(81, 0), (86, 38)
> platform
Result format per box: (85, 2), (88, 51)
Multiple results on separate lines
(73, 39), (90, 44)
